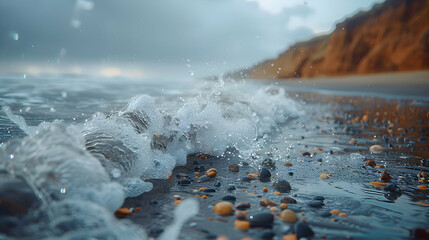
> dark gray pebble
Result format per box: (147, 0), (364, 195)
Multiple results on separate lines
(222, 195), (236, 202)
(150, 200), (158, 205)
(227, 184), (236, 191)
(178, 179), (191, 185)
(418, 137), (427, 143)
(320, 211), (332, 217)
(261, 230), (275, 239)
(280, 196), (297, 204)
(249, 212), (274, 228)
(302, 151), (311, 156)
(259, 168), (271, 182)
(241, 177), (253, 182)
(202, 188), (216, 193)
(308, 200), (324, 208)
(199, 175), (210, 182)
(384, 183), (401, 193)
(214, 182), (221, 188)
(294, 221), (314, 239)
(273, 179), (291, 193)
(235, 202), (251, 210)
(288, 172), (294, 176)
(313, 196), (325, 201)
(262, 158), (276, 169)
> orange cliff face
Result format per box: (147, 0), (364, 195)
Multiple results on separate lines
(240, 0), (429, 79)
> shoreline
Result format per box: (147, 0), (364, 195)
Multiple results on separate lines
(257, 71), (429, 100)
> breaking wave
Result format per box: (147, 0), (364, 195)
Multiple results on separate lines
(0, 83), (302, 239)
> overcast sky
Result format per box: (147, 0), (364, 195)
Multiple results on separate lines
(0, 0), (382, 79)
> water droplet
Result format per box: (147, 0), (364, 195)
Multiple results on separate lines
(50, 107), (56, 112)
(61, 91), (67, 98)
(12, 33), (19, 41)
(9, 154), (14, 159)
(60, 188), (67, 194)
(22, 74), (26, 79)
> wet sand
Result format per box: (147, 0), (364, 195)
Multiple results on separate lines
(122, 88), (429, 240)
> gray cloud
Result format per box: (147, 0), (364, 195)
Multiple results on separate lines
(0, 0), (315, 77)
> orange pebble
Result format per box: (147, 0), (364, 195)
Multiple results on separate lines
(274, 191), (282, 195)
(201, 195), (208, 199)
(417, 185), (428, 189)
(339, 212), (348, 217)
(282, 234), (298, 240)
(280, 203), (288, 209)
(199, 187), (207, 192)
(234, 220), (251, 230)
(195, 195), (200, 198)
(330, 209), (340, 215)
(213, 201), (233, 215)
(173, 200), (182, 205)
(134, 207), (141, 211)
(115, 208), (131, 217)
(263, 187), (269, 192)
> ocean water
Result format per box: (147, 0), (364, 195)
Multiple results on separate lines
(1, 75), (428, 239)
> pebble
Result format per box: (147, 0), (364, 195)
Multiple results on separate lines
(203, 188), (216, 193)
(242, 177), (253, 182)
(320, 211), (332, 217)
(115, 208), (131, 218)
(364, 160), (376, 167)
(279, 209), (298, 223)
(280, 196), (297, 204)
(262, 158), (276, 169)
(369, 145), (383, 153)
(248, 173), (259, 180)
(261, 230), (276, 239)
(173, 200), (182, 205)
(384, 183), (401, 193)
(313, 196), (325, 201)
(339, 212), (348, 217)
(308, 200), (324, 208)
(172, 194), (182, 200)
(206, 168), (218, 178)
(302, 152), (311, 156)
(294, 221), (314, 239)
(234, 220), (250, 230)
(329, 209), (340, 215)
(222, 195), (237, 202)
(178, 179), (191, 185)
(199, 175), (210, 182)
(263, 187), (269, 192)
(235, 202), (251, 210)
(288, 172), (294, 176)
(228, 164), (240, 172)
(273, 180), (291, 193)
(214, 182), (221, 187)
(260, 199), (277, 207)
(282, 234), (298, 240)
(213, 201), (233, 216)
(280, 203), (288, 209)
(235, 210), (248, 219)
(381, 171), (392, 181)
(283, 161), (293, 167)
(259, 168), (271, 182)
(227, 184), (236, 191)
(320, 173), (329, 179)
(249, 212), (274, 228)
(417, 185), (428, 189)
